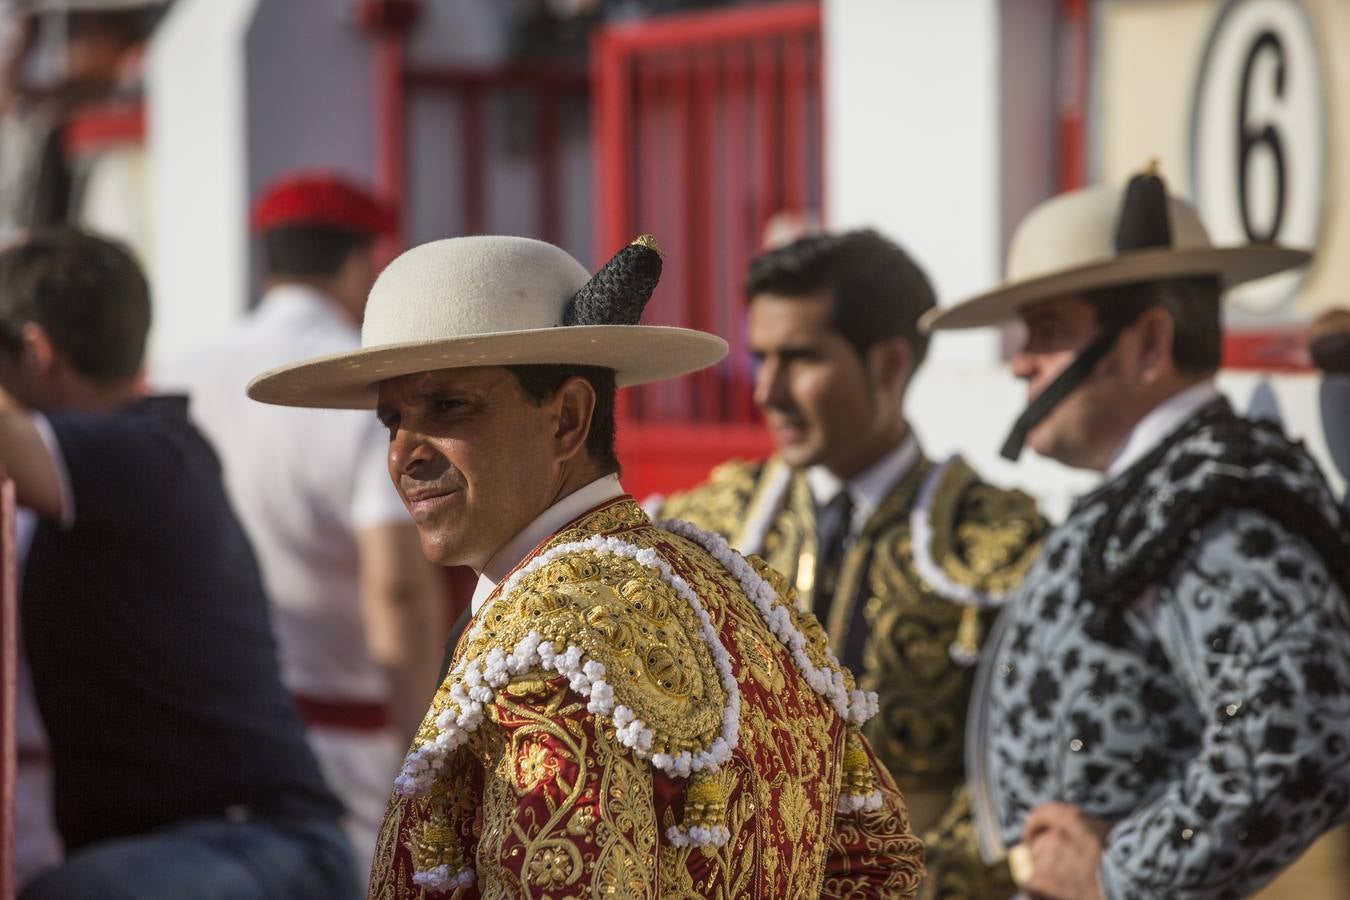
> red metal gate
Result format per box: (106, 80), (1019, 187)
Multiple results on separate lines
(1, 479), (17, 900)
(593, 2), (823, 499)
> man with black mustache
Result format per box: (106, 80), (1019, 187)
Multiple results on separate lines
(248, 233), (925, 898)
(658, 228), (1047, 897)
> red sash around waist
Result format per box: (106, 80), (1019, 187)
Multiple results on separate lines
(292, 694), (391, 731)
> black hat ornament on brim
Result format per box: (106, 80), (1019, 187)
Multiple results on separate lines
(1113, 160), (1172, 253)
(564, 235), (665, 326)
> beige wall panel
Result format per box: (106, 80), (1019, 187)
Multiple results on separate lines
(1098, 0), (1347, 322)
(1099, 0), (1213, 194)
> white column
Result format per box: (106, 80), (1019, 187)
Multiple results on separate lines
(823, 0), (1094, 515)
(146, 0), (379, 367)
(145, 0), (258, 366)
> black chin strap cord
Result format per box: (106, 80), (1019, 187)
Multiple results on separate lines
(999, 307), (1151, 461)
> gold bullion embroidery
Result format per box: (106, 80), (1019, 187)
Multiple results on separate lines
(458, 549), (728, 760)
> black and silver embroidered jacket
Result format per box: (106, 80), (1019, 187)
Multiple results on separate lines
(969, 399), (1350, 899)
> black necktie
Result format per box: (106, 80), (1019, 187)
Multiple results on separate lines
(813, 490), (855, 621)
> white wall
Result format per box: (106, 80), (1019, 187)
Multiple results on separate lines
(825, 0), (1001, 367)
(147, 0), (378, 362)
(146, 0), (257, 365)
(825, 0), (1097, 519)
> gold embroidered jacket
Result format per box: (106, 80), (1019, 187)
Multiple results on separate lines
(368, 497), (924, 899)
(658, 455), (1046, 899)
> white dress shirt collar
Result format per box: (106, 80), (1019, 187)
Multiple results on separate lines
(469, 474), (627, 613)
(1105, 381), (1222, 480)
(805, 433), (920, 535)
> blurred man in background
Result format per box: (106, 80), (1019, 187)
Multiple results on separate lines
(658, 228), (1047, 898)
(1, 2), (170, 888)
(927, 167), (1349, 899)
(157, 172), (450, 882)
(0, 0), (166, 237)
(2, 228), (354, 899)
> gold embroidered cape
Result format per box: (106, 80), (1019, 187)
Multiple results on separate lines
(658, 454), (1046, 898)
(369, 497), (924, 899)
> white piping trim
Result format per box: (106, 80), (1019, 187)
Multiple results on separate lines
(732, 459), (792, 556)
(666, 824), (732, 848)
(660, 518), (878, 726)
(909, 457), (1008, 611)
(411, 866), (476, 891)
(836, 791), (884, 814)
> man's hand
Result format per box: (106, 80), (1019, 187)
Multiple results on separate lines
(1018, 802), (1112, 900)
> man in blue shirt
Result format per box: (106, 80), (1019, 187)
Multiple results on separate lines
(2, 228), (356, 899)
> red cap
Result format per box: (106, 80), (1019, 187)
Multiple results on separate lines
(251, 171), (398, 235)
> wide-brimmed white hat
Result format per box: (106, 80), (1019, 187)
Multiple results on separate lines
(248, 235), (728, 409)
(922, 177), (1310, 332)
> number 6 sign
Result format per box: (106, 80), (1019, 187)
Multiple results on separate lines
(1191, 0), (1325, 319)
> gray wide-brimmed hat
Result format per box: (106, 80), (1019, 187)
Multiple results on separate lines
(248, 235), (728, 409)
(922, 175), (1310, 332)
(922, 165), (1311, 461)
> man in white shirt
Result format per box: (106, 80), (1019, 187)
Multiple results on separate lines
(656, 228), (1047, 899)
(156, 172), (449, 882)
(926, 166), (1349, 899)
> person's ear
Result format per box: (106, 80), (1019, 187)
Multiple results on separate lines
(552, 376), (597, 463)
(21, 322), (57, 381)
(1134, 306), (1176, 384)
(866, 335), (914, 394)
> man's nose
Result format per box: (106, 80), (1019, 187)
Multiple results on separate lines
(753, 358), (786, 409)
(1010, 350), (1038, 382)
(388, 428), (435, 477)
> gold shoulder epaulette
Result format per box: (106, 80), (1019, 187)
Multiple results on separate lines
(910, 456), (1047, 605)
(397, 537), (741, 851)
(463, 546), (731, 762)
(656, 459), (763, 538)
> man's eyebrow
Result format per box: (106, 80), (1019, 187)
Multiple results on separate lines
(777, 342), (824, 357)
(749, 341), (821, 356)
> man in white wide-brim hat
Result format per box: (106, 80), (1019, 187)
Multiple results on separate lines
(923, 167), (1350, 900)
(250, 234), (925, 898)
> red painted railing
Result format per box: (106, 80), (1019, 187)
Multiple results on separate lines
(594, 3), (823, 498)
(363, 0), (588, 258)
(399, 64), (588, 245)
(1, 480), (17, 900)
(1058, 0), (1089, 192)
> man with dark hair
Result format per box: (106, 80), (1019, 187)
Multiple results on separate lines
(509, 362), (620, 474)
(249, 234), (925, 897)
(0, 227), (355, 898)
(925, 167), (1350, 899)
(658, 227), (1047, 897)
(157, 171), (450, 883)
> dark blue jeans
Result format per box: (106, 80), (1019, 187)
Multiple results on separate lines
(19, 816), (359, 900)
